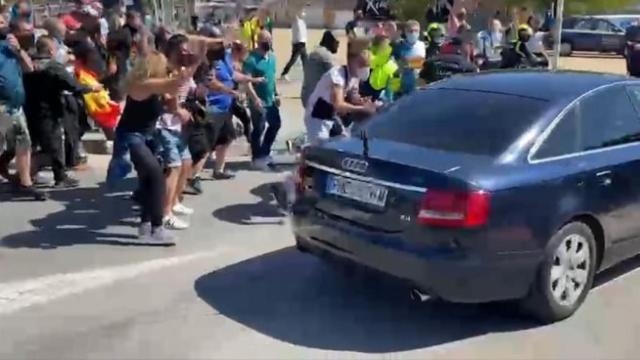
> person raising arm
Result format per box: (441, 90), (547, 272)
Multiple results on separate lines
(114, 51), (197, 245)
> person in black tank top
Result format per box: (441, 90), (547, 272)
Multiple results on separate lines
(113, 51), (198, 244)
(117, 94), (164, 135)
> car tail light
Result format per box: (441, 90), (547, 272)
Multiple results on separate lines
(295, 162), (313, 195)
(418, 190), (490, 228)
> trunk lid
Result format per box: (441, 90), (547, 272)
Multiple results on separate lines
(304, 138), (493, 233)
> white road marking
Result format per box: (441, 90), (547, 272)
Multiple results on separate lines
(0, 250), (226, 315)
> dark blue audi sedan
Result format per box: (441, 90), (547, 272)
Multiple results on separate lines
(291, 71), (640, 323)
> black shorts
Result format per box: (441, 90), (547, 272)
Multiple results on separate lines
(186, 122), (209, 164)
(204, 112), (235, 150)
(186, 112), (236, 164)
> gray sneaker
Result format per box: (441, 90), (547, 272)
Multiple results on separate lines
(141, 226), (176, 245)
(138, 222), (152, 238)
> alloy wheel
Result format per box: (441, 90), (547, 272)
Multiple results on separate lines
(549, 234), (591, 307)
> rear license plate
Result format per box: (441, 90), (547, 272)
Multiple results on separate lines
(326, 175), (388, 207)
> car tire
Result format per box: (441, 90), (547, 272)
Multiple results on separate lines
(295, 237), (309, 253)
(560, 42), (573, 56)
(521, 222), (597, 323)
(618, 48), (626, 57)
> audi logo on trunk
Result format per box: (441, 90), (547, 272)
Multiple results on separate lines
(341, 158), (368, 173)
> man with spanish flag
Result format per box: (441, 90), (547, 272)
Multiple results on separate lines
(24, 36), (104, 188)
(74, 46), (122, 135)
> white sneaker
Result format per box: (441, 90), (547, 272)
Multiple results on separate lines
(173, 202), (194, 215)
(143, 226), (176, 245)
(138, 222), (152, 238)
(252, 158), (270, 171)
(164, 215), (190, 230)
(280, 75), (290, 82)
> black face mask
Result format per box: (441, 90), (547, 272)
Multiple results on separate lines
(206, 47), (225, 62)
(0, 27), (10, 40)
(259, 41), (271, 52)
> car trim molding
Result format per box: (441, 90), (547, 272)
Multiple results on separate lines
(305, 161), (427, 193)
(528, 81), (640, 164)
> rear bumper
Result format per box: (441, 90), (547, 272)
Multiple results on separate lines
(292, 210), (543, 303)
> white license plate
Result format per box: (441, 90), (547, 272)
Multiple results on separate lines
(326, 175), (388, 207)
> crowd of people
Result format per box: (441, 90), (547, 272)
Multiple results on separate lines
(0, 0), (620, 245)
(0, 0), (286, 244)
(294, 3), (553, 145)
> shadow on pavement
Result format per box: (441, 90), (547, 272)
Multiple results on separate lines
(594, 254), (640, 288)
(194, 247), (535, 353)
(212, 182), (287, 225)
(0, 178), (157, 249)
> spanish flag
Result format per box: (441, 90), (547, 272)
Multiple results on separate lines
(75, 64), (122, 130)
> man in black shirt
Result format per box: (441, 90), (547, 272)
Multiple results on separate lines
(501, 25), (540, 69)
(122, 10), (142, 42)
(24, 36), (100, 188)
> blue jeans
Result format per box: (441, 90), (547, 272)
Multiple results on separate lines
(250, 105), (281, 160)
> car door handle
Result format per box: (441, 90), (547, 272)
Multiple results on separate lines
(596, 170), (613, 186)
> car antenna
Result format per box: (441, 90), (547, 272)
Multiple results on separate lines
(361, 129), (369, 158)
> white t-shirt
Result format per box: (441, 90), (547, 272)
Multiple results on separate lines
(292, 15), (308, 44)
(157, 78), (196, 132)
(527, 32), (546, 54)
(404, 41), (426, 59)
(99, 18), (109, 37)
(305, 66), (360, 121)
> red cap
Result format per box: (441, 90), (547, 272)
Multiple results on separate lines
(61, 14), (82, 30)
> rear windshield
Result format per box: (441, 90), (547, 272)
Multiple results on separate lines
(367, 88), (548, 156)
(609, 17), (637, 30)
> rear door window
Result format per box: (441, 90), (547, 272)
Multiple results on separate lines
(595, 20), (614, 32)
(366, 89), (548, 157)
(574, 19), (594, 31)
(534, 86), (640, 160)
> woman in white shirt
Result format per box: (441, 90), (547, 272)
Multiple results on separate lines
(527, 16), (549, 67)
(304, 39), (377, 145)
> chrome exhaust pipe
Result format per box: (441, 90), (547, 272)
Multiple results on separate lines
(410, 288), (431, 302)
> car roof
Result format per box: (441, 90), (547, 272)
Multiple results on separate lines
(568, 15), (636, 19)
(594, 14), (638, 18)
(431, 70), (634, 104)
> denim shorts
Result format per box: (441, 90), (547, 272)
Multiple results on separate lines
(157, 128), (191, 168)
(0, 106), (30, 152)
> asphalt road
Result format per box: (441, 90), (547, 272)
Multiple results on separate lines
(0, 33), (636, 359)
(2, 154), (640, 359)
